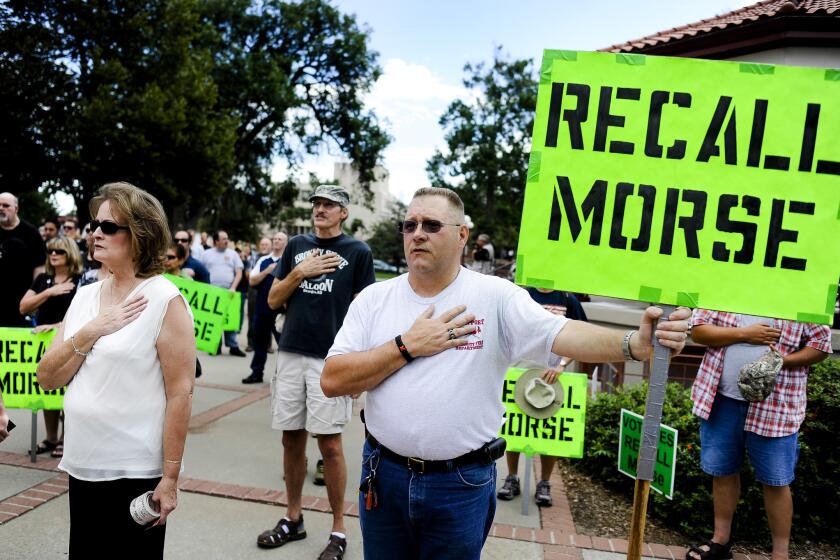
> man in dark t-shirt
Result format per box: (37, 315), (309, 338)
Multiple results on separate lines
(255, 185), (374, 558)
(0, 193), (46, 327)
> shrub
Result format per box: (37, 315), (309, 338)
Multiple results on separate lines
(571, 359), (840, 545)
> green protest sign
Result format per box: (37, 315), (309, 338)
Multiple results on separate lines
(517, 50), (840, 324)
(499, 368), (587, 458)
(0, 328), (63, 411)
(163, 274), (234, 353)
(618, 408), (677, 499)
(223, 291), (242, 331)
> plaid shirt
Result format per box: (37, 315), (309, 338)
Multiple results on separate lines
(690, 310), (832, 437)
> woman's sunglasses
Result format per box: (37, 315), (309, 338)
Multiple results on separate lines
(398, 219), (462, 234)
(48, 248), (67, 255)
(90, 220), (131, 235)
(166, 254), (179, 260)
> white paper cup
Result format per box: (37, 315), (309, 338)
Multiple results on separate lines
(129, 491), (160, 525)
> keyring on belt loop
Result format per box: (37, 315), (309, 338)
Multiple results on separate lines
(366, 445), (381, 471)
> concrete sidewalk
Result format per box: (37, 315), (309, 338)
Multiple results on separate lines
(0, 347), (767, 559)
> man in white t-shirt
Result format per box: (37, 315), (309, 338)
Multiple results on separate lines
(201, 230), (245, 356)
(321, 187), (690, 559)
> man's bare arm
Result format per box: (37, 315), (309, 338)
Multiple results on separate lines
(267, 252), (342, 310)
(782, 346), (827, 369)
(321, 304), (476, 397)
(552, 306), (690, 363)
(692, 323), (781, 347)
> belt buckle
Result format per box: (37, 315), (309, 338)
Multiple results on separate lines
(407, 457), (425, 474)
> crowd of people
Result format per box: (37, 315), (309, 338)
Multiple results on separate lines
(0, 183), (830, 560)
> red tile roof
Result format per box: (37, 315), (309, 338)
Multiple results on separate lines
(603, 0), (840, 53)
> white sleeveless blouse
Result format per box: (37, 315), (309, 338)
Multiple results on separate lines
(58, 275), (191, 481)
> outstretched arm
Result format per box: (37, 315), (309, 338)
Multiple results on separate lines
(552, 306), (691, 363)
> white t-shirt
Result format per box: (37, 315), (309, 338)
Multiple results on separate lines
(201, 248), (243, 289)
(327, 268), (568, 460)
(59, 275), (191, 481)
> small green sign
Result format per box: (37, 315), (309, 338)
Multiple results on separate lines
(499, 368), (588, 459)
(0, 327), (62, 411)
(618, 408), (678, 499)
(223, 291), (242, 331)
(163, 274), (236, 353)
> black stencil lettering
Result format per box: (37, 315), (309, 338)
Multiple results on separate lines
(764, 199), (814, 271)
(659, 189), (707, 258)
(816, 159), (840, 176)
(764, 154), (791, 171)
(609, 183), (634, 249)
(666, 92), (691, 160)
(545, 83), (565, 148)
(631, 185), (656, 252)
(798, 103), (820, 172)
(548, 176), (607, 245)
(697, 96), (737, 165)
(594, 86), (638, 155)
(564, 84), (590, 150)
(644, 91), (669, 158)
(747, 99), (767, 167)
(712, 195), (760, 264)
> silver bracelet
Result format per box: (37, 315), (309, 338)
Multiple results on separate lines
(622, 330), (642, 362)
(70, 335), (92, 358)
(164, 459), (182, 464)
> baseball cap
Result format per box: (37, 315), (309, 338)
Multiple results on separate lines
(309, 185), (350, 208)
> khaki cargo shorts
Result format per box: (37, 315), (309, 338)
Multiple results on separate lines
(270, 350), (351, 434)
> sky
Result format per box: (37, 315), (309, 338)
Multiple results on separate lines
(294, 0), (757, 203)
(55, 1), (755, 213)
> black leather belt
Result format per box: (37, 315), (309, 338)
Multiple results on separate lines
(366, 433), (503, 474)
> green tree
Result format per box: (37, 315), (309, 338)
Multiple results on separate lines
(0, 0), (389, 230)
(366, 200), (406, 268)
(426, 50), (536, 252)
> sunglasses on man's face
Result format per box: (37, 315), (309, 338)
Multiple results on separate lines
(48, 248), (67, 256)
(174, 237), (190, 243)
(398, 219), (462, 235)
(90, 220), (131, 235)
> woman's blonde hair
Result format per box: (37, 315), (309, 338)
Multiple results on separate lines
(45, 236), (84, 277)
(89, 182), (171, 278)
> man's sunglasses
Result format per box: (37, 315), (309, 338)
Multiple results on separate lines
(90, 220), (131, 235)
(398, 219), (462, 234)
(48, 248), (67, 255)
(174, 237), (190, 243)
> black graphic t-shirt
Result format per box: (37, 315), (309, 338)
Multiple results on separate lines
(274, 232), (375, 358)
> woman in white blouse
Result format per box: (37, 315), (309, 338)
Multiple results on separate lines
(37, 182), (196, 558)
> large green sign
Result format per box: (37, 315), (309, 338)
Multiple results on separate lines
(618, 408), (678, 499)
(163, 274), (236, 353)
(517, 50), (840, 324)
(0, 328), (62, 411)
(499, 368), (587, 458)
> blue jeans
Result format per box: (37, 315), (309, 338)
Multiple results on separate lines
(359, 439), (496, 560)
(700, 394), (799, 486)
(249, 312), (280, 376)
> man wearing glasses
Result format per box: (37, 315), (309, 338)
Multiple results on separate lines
(0, 192), (46, 327)
(256, 185), (374, 560)
(321, 187), (690, 559)
(174, 230), (210, 283)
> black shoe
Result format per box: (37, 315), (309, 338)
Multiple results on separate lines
(257, 515), (306, 549)
(318, 534), (347, 560)
(535, 479), (552, 507)
(497, 474), (520, 500)
(242, 373), (263, 384)
(313, 459), (325, 486)
(230, 347), (246, 357)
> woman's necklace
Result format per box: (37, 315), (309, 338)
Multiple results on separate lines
(108, 276), (141, 307)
